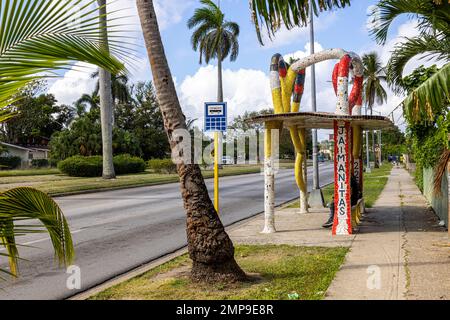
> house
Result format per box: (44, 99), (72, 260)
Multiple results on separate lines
(0, 142), (49, 168)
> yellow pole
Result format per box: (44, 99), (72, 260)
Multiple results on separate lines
(214, 131), (219, 214)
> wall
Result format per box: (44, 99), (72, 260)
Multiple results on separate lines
(423, 167), (449, 227)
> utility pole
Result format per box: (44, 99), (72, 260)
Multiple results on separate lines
(308, 3), (324, 207)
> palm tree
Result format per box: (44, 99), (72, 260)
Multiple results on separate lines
(187, 0), (240, 102)
(0, 0), (127, 278)
(91, 71), (131, 105)
(97, 0), (116, 179)
(136, 0), (246, 283)
(362, 52), (388, 168)
(370, 0), (449, 190)
(369, 0), (450, 94)
(250, 0), (351, 44)
(76, 92), (101, 111)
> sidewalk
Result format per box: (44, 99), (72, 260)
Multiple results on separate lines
(228, 167), (450, 300)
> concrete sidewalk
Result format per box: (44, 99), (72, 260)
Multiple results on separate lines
(228, 167), (450, 300)
(325, 167), (449, 300)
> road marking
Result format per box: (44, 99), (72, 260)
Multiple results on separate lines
(0, 229), (84, 251)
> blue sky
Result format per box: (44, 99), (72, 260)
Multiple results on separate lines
(49, 0), (432, 139)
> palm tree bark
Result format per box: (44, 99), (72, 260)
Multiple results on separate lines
(97, 0), (116, 179)
(136, 0), (245, 283)
(218, 53), (224, 102)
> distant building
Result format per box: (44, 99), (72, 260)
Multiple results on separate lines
(0, 142), (49, 168)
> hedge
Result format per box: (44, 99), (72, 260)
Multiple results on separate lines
(58, 155), (146, 177)
(114, 154), (146, 175)
(148, 158), (177, 174)
(31, 159), (49, 168)
(0, 156), (22, 170)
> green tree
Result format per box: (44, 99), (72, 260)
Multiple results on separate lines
(187, 0), (240, 102)
(369, 0), (450, 116)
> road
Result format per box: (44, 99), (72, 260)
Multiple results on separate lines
(0, 163), (334, 300)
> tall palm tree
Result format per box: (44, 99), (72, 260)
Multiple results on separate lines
(187, 0), (240, 102)
(97, 0), (116, 179)
(362, 52), (388, 168)
(0, 0), (127, 278)
(136, 0), (246, 282)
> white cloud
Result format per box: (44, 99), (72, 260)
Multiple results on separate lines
(48, 62), (97, 105)
(178, 65), (272, 124)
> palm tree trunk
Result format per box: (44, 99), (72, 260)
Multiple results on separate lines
(97, 0), (115, 179)
(217, 54), (224, 103)
(136, 0), (245, 283)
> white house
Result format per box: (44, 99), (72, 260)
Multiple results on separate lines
(0, 142), (49, 168)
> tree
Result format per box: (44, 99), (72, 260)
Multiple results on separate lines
(76, 92), (100, 112)
(136, 0), (246, 283)
(92, 71), (131, 105)
(250, 0), (351, 44)
(362, 52), (388, 168)
(188, 0), (240, 102)
(97, 0), (116, 179)
(369, 0), (450, 94)
(0, 0), (127, 277)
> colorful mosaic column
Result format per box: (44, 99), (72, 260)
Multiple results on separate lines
(333, 121), (352, 235)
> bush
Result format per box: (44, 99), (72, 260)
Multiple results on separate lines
(58, 155), (146, 177)
(31, 159), (49, 168)
(113, 154), (146, 175)
(0, 156), (22, 170)
(58, 156), (102, 177)
(148, 158), (177, 174)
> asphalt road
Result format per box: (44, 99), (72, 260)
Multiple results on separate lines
(0, 163), (334, 300)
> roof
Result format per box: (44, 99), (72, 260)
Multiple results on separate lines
(0, 142), (33, 151)
(247, 112), (395, 130)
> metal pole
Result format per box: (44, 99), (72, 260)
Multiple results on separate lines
(214, 132), (219, 214)
(365, 106), (371, 173)
(309, 3), (319, 190)
(378, 130), (382, 164)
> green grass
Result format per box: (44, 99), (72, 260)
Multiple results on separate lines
(90, 245), (348, 300)
(286, 163), (393, 209)
(0, 168), (59, 177)
(0, 164), (295, 196)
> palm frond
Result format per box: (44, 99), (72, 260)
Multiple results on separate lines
(0, 187), (74, 276)
(250, 0), (351, 45)
(403, 63), (450, 123)
(0, 0), (130, 112)
(433, 149), (450, 197)
(370, 0), (450, 45)
(387, 34), (450, 93)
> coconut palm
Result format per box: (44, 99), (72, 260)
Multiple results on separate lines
(250, 0), (351, 44)
(0, 0), (128, 277)
(136, 0), (246, 282)
(92, 72), (131, 105)
(187, 0), (240, 102)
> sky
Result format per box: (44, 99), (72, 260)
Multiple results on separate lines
(48, 0), (443, 141)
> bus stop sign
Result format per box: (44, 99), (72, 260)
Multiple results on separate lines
(205, 102), (227, 132)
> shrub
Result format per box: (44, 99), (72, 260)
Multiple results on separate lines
(0, 156), (22, 170)
(58, 156), (102, 177)
(58, 155), (146, 177)
(148, 158), (177, 174)
(113, 154), (146, 175)
(31, 159), (49, 168)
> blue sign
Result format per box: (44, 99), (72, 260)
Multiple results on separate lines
(204, 102), (227, 132)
